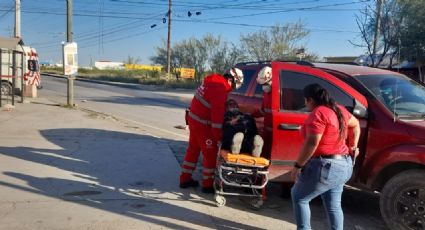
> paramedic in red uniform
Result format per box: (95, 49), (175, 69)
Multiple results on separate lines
(180, 68), (244, 193)
(253, 66), (272, 159)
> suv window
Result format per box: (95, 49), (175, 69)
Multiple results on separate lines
(280, 70), (354, 112)
(233, 69), (256, 95)
(254, 83), (263, 97)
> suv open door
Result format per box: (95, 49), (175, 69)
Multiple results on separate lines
(268, 62), (368, 181)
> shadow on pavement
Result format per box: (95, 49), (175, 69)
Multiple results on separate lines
(0, 128), (386, 229)
(0, 128), (279, 229)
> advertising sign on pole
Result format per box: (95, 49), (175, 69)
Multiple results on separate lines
(63, 42), (78, 76)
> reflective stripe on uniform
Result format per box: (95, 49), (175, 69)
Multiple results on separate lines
(182, 161), (197, 167)
(202, 168), (215, 173)
(181, 168), (194, 173)
(188, 111), (211, 125)
(202, 175), (215, 180)
(194, 93), (211, 109)
(211, 123), (222, 129)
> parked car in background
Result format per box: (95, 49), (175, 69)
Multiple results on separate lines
(230, 61), (425, 230)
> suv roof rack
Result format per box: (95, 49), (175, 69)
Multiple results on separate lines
(295, 60), (314, 67)
(235, 60), (315, 67)
(235, 61), (271, 66)
(319, 61), (359, 66)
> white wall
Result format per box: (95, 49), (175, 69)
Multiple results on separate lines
(94, 61), (124, 70)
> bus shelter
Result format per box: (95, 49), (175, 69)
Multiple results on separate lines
(0, 37), (24, 107)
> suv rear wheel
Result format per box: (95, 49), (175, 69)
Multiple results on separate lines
(1, 81), (12, 96)
(380, 169), (425, 230)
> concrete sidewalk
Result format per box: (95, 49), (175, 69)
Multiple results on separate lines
(0, 98), (293, 230)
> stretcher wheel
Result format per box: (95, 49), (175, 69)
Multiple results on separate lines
(214, 194), (226, 207)
(250, 198), (264, 210)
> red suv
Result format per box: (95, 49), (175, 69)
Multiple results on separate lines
(230, 61), (425, 230)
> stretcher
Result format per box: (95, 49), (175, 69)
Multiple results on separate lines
(213, 149), (270, 209)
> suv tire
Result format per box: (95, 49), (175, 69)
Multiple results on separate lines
(380, 169), (425, 230)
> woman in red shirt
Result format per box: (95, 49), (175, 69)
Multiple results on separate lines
(291, 84), (360, 230)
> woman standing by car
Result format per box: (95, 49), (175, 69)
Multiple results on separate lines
(291, 83), (361, 230)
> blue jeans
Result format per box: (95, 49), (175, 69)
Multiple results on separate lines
(291, 156), (353, 230)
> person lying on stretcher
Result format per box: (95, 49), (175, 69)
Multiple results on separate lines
(221, 99), (264, 157)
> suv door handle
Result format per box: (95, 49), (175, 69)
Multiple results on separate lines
(278, 124), (301, 130)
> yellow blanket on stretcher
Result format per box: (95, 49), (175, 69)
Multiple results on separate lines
(220, 150), (270, 167)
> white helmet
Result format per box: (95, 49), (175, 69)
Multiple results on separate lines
(257, 66), (272, 85)
(226, 67), (244, 89)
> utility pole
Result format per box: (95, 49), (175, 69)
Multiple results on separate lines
(372, 0), (383, 56)
(66, 0), (75, 107)
(14, 0), (21, 38)
(166, 0), (172, 80)
(67, 0), (73, 43)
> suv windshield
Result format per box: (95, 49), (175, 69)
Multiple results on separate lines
(355, 74), (425, 117)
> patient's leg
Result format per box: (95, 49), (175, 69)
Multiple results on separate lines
(252, 135), (264, 157)
(231, 132), (244, 154)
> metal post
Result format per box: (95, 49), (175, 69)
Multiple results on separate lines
(166, 0), (172, 80)
(20, 51), (24, 103)
(0, 49), (2, 107)
(12, 51), (16, 106)
(15, 0), (21, 38)
(66, 0), (75, 107)
(67, 0), (73, 43)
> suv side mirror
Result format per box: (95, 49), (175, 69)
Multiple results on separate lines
(353, 100), (368, 119)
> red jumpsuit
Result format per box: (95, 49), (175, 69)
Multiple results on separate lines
(252, 91), (272, 159)
(180, 74), (232, 188)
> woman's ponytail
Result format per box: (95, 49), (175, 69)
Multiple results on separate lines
(303, 84), (346, 139)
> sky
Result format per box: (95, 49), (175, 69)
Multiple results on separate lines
(0, 0), (373, 67)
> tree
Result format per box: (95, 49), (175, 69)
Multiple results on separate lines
(150, 40), (182, 78)
(397, 0), (425, 64)
(239, 22), (311, 61)
(151, 34), (230, 81)
(351, 0), (403, 67)
(210, 42), (246, 74)
(124, 55), (141, 64)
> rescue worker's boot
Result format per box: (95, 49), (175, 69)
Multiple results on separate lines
(231, 132), (244, 154)
(252, 135), (264, 158)
(179, 179), (199, 189)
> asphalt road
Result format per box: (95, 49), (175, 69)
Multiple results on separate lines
(39, 75), (388, 230)
(41, 75), (192, 141)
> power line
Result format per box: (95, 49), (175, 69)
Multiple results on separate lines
(31, 10), (165, 48)
(0, 8), (165, 20)
(174, 19), (358, 33)
(0, 3), (14, 20)
(193, 0), (371, 21)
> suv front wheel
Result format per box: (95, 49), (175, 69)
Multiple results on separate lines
(380, 169), (425, 230)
